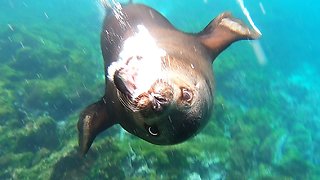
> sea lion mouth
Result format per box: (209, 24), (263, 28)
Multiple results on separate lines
(113, 68), (136, 98)
(110, 53), (163, 98)
(107, 24), (167, 100)
(114, 71), (174, 112)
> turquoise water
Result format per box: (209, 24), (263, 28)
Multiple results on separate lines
(1, 0), (319, 179)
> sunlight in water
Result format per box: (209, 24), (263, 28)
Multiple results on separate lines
(236, 0), (262, 35)
(251, 41), (267, 65)
(236, 0), (267, 65)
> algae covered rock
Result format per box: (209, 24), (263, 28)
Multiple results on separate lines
(15, 115), (60, 152)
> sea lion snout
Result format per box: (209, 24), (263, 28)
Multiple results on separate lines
(150, 80), (174, 112)
(113, 68), (135, 97)
(114, 69), (175, 113)
(151, 93), (170, 112)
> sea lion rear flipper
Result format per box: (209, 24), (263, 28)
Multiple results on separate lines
(77, 97), (115, 155)
(197, 12), (261, 60)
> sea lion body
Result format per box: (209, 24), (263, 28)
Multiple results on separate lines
(78, 3), (260, 155)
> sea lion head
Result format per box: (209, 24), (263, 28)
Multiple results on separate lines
(107, 25), (213, 144)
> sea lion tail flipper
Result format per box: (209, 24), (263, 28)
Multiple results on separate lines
(77, 97), (115, 156)
(197, 12), (261, 60)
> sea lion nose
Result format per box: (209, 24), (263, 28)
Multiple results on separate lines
(151, 93), (170, 111)
(150, 80), (174, 112)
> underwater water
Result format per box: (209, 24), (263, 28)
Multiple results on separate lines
(0, 0), (319, 179)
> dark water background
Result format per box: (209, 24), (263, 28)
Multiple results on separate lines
(0, 0), (319, 179)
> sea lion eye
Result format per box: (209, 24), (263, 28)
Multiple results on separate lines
(181, 88), (193, 102)
(144, 123), (160, 136)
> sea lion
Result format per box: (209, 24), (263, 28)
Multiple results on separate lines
(77, 3), (260, 155)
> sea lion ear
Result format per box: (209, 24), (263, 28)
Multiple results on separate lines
(197, 12), (261, 60)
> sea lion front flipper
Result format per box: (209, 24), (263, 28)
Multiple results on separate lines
(197, 12), (261, 60)
(77, 97), (115, 155)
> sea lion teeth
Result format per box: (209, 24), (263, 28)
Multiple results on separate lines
(77, 3), (260, 155)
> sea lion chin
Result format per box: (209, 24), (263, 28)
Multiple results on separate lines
(77, 3), (260, 155)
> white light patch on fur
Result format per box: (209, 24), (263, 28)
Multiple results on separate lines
(221, 18), (249, 36)
(108, 25), (166, 98)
